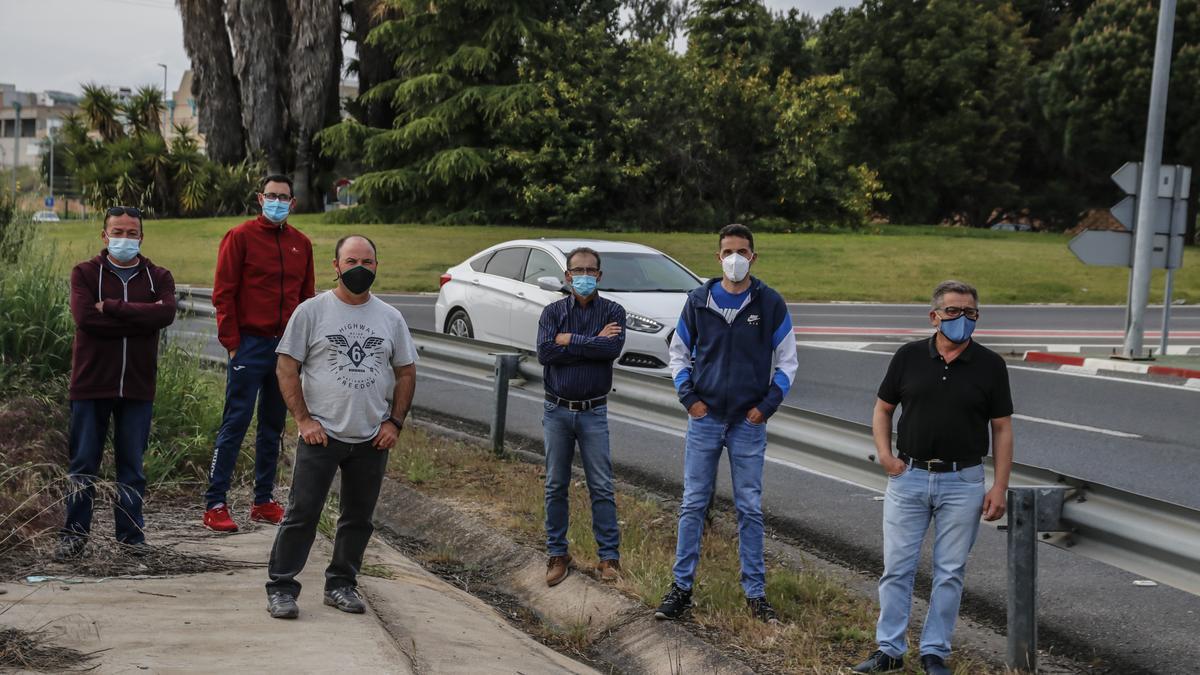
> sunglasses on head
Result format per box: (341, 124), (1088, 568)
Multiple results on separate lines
(106, 206), (143, 219)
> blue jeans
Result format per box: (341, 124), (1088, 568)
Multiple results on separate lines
(542, 402), (619, 561)
(876, 463), (986, 660)
(62, 398), (153, 544)
(204, 334), (286, 508)
(673, 414), (767, 598)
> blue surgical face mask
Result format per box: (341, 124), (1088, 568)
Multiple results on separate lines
(107, 237), (140, 263)
(939, 315), (976, 344)
(571, 274), (597, 296)
(263, 198), (291, 224)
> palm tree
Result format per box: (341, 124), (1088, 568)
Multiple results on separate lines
(80, 83), (126, 143)
(287, 0), (343, 211)
(177, 0), (247, 164)
(227, 0), (291, 173)
(126, 86), (165, 137)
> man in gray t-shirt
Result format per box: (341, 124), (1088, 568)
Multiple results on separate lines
(265, 235), (417, 620)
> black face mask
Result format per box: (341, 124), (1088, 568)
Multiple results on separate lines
(339, 265), (376, 295)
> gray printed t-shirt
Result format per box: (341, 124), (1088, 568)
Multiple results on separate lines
(276, 290), (417, 443)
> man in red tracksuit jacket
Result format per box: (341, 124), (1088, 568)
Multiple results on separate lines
(203, 174), (315, 532)
(57, 206), (176, 561)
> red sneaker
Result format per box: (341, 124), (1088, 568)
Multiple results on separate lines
(250, 500), (286, 525)
(203, 504), (239, 532)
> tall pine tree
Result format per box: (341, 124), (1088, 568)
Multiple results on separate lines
(320, 0), (546, 222)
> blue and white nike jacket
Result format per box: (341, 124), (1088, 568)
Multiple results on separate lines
(668, 277), (799, 423)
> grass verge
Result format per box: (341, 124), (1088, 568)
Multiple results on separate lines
(39, 215), (1200, 304)
(385, 424), (999, 674)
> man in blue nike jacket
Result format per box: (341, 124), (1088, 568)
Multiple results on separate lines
(654, 223), (798, 624)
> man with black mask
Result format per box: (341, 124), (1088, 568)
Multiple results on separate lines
(264, 235), (417, 619)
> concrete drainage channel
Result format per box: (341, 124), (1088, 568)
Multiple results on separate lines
(371, 469), (755, 675)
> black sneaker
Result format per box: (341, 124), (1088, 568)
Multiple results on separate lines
(53, 537), (86, 562)
(267, 592), (299, 619)
(324, 586), (366, 614)
(851, 649), (904, 673)
(919, 654), (951, 675)
(747, 596), (780, 624)
(654, 583), (692, 620)
(118, 541), (153, 557)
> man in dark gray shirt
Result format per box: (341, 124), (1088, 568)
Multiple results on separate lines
(265, 235), (417, 620)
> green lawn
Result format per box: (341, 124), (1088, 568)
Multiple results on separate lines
(40, 215), (1200, 304)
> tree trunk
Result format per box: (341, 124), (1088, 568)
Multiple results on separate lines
(350, 0), (395, 129)
(288, 0), (343, 212)
(227, 0), (292, 175)
(176, 0), (245, 164)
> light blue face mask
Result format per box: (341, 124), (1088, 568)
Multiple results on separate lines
(571, 275), (597, 296)
(107, 237), (140, 263)
(263, 198), (291, 224)
(939, 315), (976, 344)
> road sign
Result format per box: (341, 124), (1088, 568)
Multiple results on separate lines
(1109, 195), (1180, 234)
(1068, 230), (1183, 269)
(1112, 162), (1140, 195)
(44, 196), (53, 208)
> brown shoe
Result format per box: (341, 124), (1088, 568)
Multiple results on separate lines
(597, 558), (621, 582)
(546, 555), (571, 587)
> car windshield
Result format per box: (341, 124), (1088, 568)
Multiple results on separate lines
(591, 252), (700, 292)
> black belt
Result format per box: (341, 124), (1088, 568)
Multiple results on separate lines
(545, 394), (607, 412)
(898, 454), (982, 473)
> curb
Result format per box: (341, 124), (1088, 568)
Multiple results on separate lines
(371, 477), (755, 675)
(1024, 351), (1200, 384)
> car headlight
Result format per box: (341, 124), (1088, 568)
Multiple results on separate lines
(626, 312), (664, 333)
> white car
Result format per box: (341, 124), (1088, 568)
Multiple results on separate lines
(32, 210), (60, 222)
(435, 239), (704, 374)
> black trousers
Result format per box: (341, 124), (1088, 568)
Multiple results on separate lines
(265, 437), (388, 598)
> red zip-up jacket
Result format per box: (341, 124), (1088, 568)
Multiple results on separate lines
(213, 215), (315, 353)
(69, 253), (177, 401)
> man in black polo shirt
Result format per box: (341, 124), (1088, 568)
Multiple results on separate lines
(853, 280), (1013, 675)
(536, 246), (626, 587)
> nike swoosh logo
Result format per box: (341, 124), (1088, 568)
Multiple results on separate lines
(232, 365), (245, 371)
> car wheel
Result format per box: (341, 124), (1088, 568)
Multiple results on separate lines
(446, 309), (474, 339)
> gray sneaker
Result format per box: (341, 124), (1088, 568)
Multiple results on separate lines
(324, 586), (366, 614)
(267, 592), (299, 619)
(53, 537), (86, 562)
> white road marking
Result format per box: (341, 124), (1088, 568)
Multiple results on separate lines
(1006, 365), (1200, 393)
(797, 343), (1200, 393)
(1012, 414), (1141, 439)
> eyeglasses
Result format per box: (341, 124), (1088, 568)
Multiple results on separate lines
(938, 306), (980, 320)
(261, 192), (292, 201)
(106, 206), (143, 218)
(568, 267), (600, 275)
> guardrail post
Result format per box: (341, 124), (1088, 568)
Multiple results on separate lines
(1007, 486), (1068, 673)
(1007, 488), (1038, 672)
(490, 354), (521, 455)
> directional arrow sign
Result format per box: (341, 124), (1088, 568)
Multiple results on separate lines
(1069, 230), (1177, 268)
(1109, 195), (1176, 234)
(1112, 162), (1140, 195)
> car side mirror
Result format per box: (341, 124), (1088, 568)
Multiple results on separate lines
(537, 276), (568, 293)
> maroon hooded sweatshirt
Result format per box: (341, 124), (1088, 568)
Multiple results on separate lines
(69, 252), (177, 401)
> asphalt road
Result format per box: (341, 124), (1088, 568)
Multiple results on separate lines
(379, 293), (1200, 351)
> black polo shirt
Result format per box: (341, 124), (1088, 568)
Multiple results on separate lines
(877, 336), (1013, 462)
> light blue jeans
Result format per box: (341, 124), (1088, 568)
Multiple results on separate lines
(673, 414), (767, 598)
(876, 462), (986, 660)
(543, 402), (620, 561)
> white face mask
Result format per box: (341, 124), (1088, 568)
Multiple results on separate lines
(721, 253), (751, 283)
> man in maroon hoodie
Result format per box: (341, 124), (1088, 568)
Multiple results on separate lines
(56, 206), (177, 561)
(203, 175), (315, 532)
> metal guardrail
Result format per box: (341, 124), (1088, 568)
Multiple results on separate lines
(175, 288), (1200, 597)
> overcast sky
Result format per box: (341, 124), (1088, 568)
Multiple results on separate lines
(0, 0), (856, 95)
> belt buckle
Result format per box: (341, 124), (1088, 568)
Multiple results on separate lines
(926, 459), (945, 469)
(569, 400), (584, 412)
